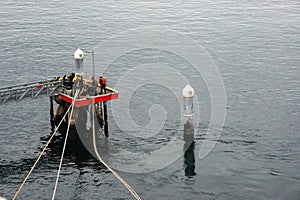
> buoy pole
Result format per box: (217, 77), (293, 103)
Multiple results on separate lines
(92, 50), (95, 80)
(182, 84), (196, 176)
(183, 84), (194, 122)
(182, 84), (195, 141)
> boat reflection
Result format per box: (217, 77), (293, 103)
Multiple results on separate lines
(40, 126), (97, 167)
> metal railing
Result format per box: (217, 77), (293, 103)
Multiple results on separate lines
(0, 80), (62, 104)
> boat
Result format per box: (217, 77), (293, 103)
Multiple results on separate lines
(51, 75), (119, 138)
(49, 48), (119, 138)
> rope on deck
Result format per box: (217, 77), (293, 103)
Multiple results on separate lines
(91, 98), (142, 200)
(12, 101), (73, 200)
(51, 91), (78, 200)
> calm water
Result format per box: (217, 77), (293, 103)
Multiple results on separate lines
(0, 0), (299, 199)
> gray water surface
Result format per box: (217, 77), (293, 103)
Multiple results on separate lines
(0, 0), (299, 199)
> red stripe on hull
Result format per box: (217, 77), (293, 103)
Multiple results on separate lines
(59, 93), (119, 107)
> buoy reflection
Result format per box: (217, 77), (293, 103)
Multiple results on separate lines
(183, 119), (196, 177)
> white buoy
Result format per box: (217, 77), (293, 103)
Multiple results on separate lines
(74, 48), (84, 73)
(0, 197), (7, 200)
(182, 84), (196, 176)
(183, 84), (194, 117)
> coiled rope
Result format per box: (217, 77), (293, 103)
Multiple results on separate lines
(12, 100), (73, 200)
(91, 99), (142, 200)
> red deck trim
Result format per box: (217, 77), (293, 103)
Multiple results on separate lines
(59, 93), (119, 107)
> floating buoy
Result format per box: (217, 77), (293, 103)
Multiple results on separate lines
(182, 84), (194, 117)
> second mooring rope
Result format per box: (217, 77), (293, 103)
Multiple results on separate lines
(12, 101), (73, 200)
(13, 93), (141, 200)
(91, 99), (142, 200)
(52, 91), (78, 200)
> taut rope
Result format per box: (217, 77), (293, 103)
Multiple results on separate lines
(91, 98), (142, 200)
(12, 101), (73, 200)
(51, 93), (77, 200)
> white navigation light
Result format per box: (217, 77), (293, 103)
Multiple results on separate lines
(74, 48), (84, 72)
(183, 84), (194, 117)
(182, 84), (194, 98)
(74, 48), (84, 59)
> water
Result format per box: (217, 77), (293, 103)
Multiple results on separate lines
(0, 0), (299, 199)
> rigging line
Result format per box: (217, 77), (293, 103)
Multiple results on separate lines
(91, 98), (142, 200)
(12, 101), (73, 200)
(51, 91), (78, 200)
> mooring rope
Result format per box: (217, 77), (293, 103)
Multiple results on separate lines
(51, 91), (78, 200)
(91, 98), (142, 200)
(12, 101), (73, 200)
(13, 93), (141, 200)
